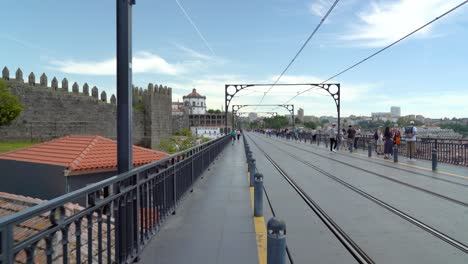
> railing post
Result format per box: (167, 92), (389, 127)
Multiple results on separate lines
(393, 145), (398, 163)
(368, 141), (372, 157)
(0, 225), (14, 264)
(432, 148), (438, 171)
(254, 173), (263, 217)
(173, 162), (177, 215)
(191, 152), (194, 192)
(267, 217), (286, 264)
(250, 159), (256, 187)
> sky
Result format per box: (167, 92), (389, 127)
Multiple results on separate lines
(2, 0), (468, 118)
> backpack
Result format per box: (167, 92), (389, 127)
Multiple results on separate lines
(374, 131), (378, 140)
(404, 126), (414, 138)
(394, 132), (401, 145)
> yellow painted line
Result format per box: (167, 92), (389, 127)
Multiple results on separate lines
(353, 152), (468, 180)
(254, 216), (267, 264)
(250, 186), (267, 264)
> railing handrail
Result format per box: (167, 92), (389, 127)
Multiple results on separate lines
(0, 135), (228, 227)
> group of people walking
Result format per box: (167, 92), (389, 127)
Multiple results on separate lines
(328, 121), (418, 161)
(231, 129), (241, 145)
(329, 124), (361, 153)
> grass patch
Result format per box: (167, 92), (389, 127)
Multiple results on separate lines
(0, 142), (38, 153)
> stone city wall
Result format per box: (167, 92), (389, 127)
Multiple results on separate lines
(0, 67), (172, 148)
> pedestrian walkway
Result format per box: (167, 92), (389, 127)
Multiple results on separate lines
(331, 142), (467, 177)
(138, 139), (258, 264)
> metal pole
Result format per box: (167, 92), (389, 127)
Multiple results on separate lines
(254, 173), (263, 217)
(393, 145), (399, 163)
(117, 0), (134, 174)
(267, 217), (286, 264)
(368, 140), (372, 157)
(116, 1), (134, 262)
(432, 148), (438, 171)
(250, 159), (256, 187)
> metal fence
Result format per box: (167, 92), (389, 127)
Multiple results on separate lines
(272, 132), (467, 166)
(0, 135), (230, 264)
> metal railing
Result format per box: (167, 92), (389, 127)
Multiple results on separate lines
(0, 135), (230, 264)
(264, 131), (467, 166)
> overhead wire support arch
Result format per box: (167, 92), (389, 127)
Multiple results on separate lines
(225, 83), (341, 132)
(282, 0), (468, 105)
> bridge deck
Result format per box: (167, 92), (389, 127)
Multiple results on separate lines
(248, 132), (468, 264)
(138, 138), (258, 264)
(137, 133), (467, 264)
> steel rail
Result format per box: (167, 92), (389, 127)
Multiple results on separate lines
(247, 134), (375, 264)
(250, 133), (468, 254)
(268, 136), (468, 206)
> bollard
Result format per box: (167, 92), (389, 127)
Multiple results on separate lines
(250, 159), (256, 187)
(432, 148), (437, 171)
(267, 217), (286, 264)
(393, 145), (398, 163)
(254, 173), (263, 217)
(368, 143), (372, 157)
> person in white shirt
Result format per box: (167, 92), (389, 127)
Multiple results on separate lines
(404, 121), (418, 160)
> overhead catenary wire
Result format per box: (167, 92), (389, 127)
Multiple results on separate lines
(282, 0), (468, 105)
(175, 0), (216, 56)
(255, 0), (341, 108)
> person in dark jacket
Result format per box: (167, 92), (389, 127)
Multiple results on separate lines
(383, 126), (393, 159)
(347, 125), (356, 152)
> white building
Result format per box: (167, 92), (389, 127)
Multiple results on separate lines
(191, 126), (222, 139)
(183, 88), (206, 115)
(172, 101), (185, 116)
(391, 106), (401, 117)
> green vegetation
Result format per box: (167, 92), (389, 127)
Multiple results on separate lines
(0, 79), (23, 126)
(158, 134), (212, 154)
(397, 117), (423, 127)
(0, 142), (37, 153)
(263, 116), (289, 129)
(173, 128), (192, 137)
(207, 109), (221, 114)
(303, 121), (318, 129)
(440, 123), (468, 137)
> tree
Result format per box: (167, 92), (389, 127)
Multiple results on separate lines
(0, 80), (23, 126)
(263, 116), (289, 129)
(303, 121), (317, 129)
(294, 117), (302, 125)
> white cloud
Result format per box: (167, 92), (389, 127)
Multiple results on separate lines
(309, 0), (328, 17)
(343, 0), (463, 47)
(50, 51), (179, 75)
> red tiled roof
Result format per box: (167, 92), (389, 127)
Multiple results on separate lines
(0, 192), (114, 263)
(0, 135), (169, 175)
(183, 88), (205, 98)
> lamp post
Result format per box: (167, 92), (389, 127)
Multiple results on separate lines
(117, 0), (135, 174)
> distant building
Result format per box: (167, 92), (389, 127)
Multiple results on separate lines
(371, 112), (392, 121)
(298, 108), (304, 122)
(248, 112), (258, 122)
(0, 135), (168, 203)
(172, 101), (186, 116)
(183, 88), (207, 115)
(391, 106), (401, 117)
(303, 115), (319, 122)
(191, 126), (223, 139)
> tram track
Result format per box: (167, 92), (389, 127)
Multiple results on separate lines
(260, 135), (468, 207)
(248, 135), (375, 264)
(247, 133), (468, 255)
